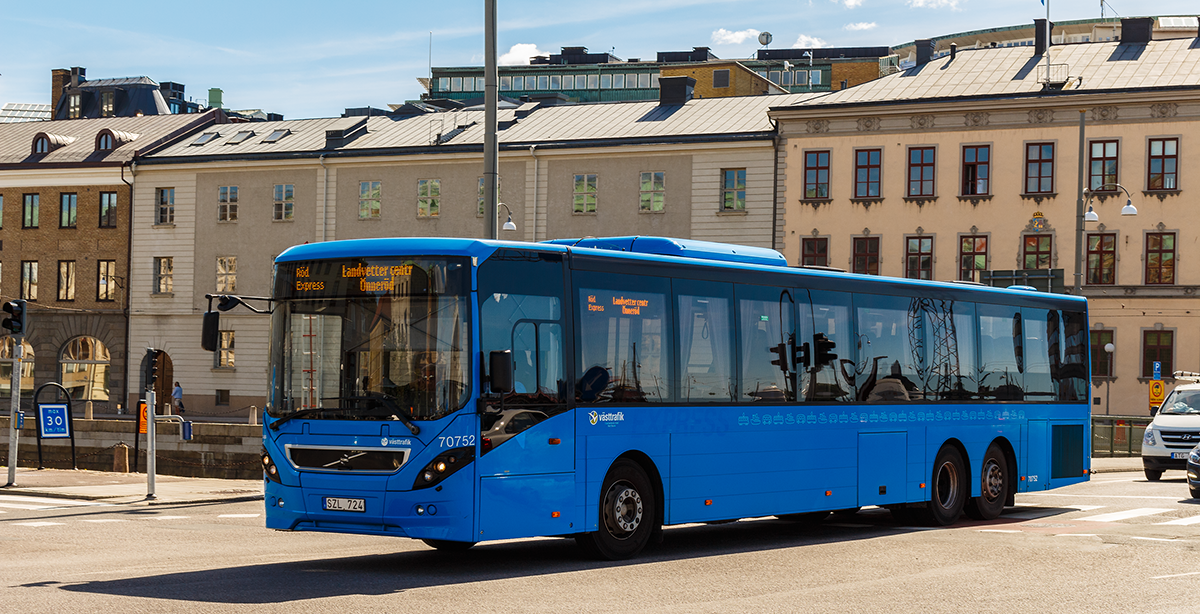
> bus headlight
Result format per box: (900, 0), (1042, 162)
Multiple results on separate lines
(413, 447), (475, 490)
(262, 447), (282, 484)
(1144, 429), (1157, 447)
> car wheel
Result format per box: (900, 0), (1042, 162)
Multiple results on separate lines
(1145, 468), (1164, 482)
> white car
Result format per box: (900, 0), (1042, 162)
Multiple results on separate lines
(1141, 374), (1200, 481)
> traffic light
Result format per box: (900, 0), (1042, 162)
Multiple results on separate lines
(769, 342), (789, 373)
(813, 333), (837, 366)
(2, 299), (26, 335)
(145, 348), (161, 388)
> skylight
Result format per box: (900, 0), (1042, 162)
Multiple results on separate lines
(1158, 16), (1198, 30)
(262, 129), (290, 143)
(191, 132), (220, 146)
(227, 131), (254, 145)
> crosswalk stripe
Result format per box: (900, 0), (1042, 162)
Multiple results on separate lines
(1078, 508), (1173, 522)
(0, 495), (108, 507)
(80, 518), (127, 523)
(1155, 515), (1200, 526)
(218, 514), (260, 518)
(12, 521), (65, 527)
(152, 516), (190, 520)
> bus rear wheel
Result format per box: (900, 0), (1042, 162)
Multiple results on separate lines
(578, 459), (656, 560)
(965, 443), (1008, 521)
(929, 445), (967, 526)
(421, 539), (475, 552)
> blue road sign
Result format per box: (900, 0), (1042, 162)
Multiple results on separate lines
(1154, 361), (1162, 381)
(38, 403), (70, 439)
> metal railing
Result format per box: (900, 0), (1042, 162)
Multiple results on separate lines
(1092, 415), (1152, 457)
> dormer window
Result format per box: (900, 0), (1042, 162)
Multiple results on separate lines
(227, 130), (254, 145)
(191, 132), (220, 146)
(262, 129), (289, 143)
(97, 133), (114, 150)
(100, 92), (115, 117)
(68, 94), (82, 119)
(34, 136), (49, 154)
(32, 132), (75, 155)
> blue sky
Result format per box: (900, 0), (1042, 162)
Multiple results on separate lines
(1, 1), (1194, 119)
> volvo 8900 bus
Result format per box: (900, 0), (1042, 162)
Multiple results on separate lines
(253, 236), (1091, 559)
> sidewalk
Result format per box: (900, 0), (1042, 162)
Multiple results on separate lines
(1090, 456), (1144, 474)
(0, 467), (262, 506)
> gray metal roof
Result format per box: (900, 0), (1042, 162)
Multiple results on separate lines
(0, 112), (220, 165)
(78, 76), (159, 88)
(788, 37), (1200, 109)
(0, 103), (52, 123)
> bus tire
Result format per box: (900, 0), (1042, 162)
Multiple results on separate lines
(965, 443), (1008, 521)
(776, 511), (830, 524)
(421, 539), (475, 552)
(578, 459), (656, 560)
(929, 445), (967, 526)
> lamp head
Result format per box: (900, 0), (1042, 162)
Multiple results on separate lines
(1084, 206), (1099, 223)
(1121, 199), (1137, 216)
(1104, 342), (1115, 353)
(502, 215), (516, 231)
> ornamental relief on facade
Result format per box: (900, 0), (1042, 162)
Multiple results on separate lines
(1149, 103), (1178, 119)
(857, 117), (881, 132)
(1027, 109), (1054, 124)
(964, 112), (990, 127)
(1090, 106), (1119, 122)
(806, 119), (830, 133)
(910, 114), (935, 130)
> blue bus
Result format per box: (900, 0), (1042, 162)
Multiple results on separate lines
(254, 236), (1090, 559)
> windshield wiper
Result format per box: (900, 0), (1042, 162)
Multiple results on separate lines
(269, 408), (332, 431)
(352, 394), (421, 435)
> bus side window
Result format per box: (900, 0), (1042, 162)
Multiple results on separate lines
(808, 290), (855, 402)
(1022, 308), (1054, 402)
(978, 304), (1023, 400)
(736, 284), (800, 403)
(674, 280), (734, 403)
(1057, 310), (1088, 401)
(575, 272), (672, 404)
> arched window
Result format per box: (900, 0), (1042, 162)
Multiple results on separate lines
(60, 336), (110, 401)
(97, 133), (114, 150)
(33, 136), (49, 154)
(0, 336), (35, 398)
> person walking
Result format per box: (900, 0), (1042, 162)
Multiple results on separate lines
(172, 382), (185, 414)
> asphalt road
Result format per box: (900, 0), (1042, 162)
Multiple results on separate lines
(2, 471), (1198, 613)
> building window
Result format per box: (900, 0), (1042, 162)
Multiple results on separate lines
(639, 171), (665, 212)
(802, 238), (828, 267)
(217, 331), (235, 368)
(153, 257), (173, 294)
(854, 149), (882, 198)
(1024, 142), (1055, 194)
(68, 94), (82, 119)
(852, 237), (880, 275)
(99, 192), (117, 228)
(1089, 140), (1119, 191)
(273, 184), (294, 221)
(359, 181), (381, 219)
(156, 188), (174, 225)
(60, 337), (111, 401)
(713, 69), (731, 88)
(1022, 235), (1052, 270)
(905, 236), (933, 279)
(907, 147), (935, 197)
(962, 145), (990, 195)
(417, 179), (440, 217)
(33, 137), (49, 154)
(721, 169), (746, 211)
(573, 174), (597, 213)
(959, 235), (988, 281)
(97, 260), (117, 301)
(613, 74), (625, 89)
(218, 186), (238, 222)
(1086, 233), (1116, 285)
(1148, 138), (1178, 191)
(20, 261), (38, 301)
(60, 193), (77, 228)
(216, 256), (236, 292)
(804, 151), (830, 199)
(22, 194), (38, 228)
(57, 261), (75, 301)
(1090, 330), (1114, 378)
(216, 389), (231, 405)
(1145, 232), (1175, 285)
(1142, 330), (1173, 378)
(100, 92), (115, 117)
(97, 133), (114, 150)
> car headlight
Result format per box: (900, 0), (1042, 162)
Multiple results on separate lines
(1144, 429), (1157, 447)
(1189, 447), (1200, 464)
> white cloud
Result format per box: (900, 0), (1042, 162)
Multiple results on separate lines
(844, 22), (877, 30)
(498, 43), (546, 66)
(711, 28), (761, 45)
(792, 34), (830, 48)
(840, 0), (864, 7)
(906, 0), (959, 8)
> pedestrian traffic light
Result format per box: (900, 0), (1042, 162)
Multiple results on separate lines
(813, 333), (837, 366)
(769, 342), (789, 373)
(145, 348), (160, 388)
(2, 299), (26, 336)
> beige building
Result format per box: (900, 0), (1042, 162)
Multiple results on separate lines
(771, 19), (1200, 416)
(129, 92), (818, 413)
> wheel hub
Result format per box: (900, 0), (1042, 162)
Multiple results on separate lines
(604, 482), (643, 537)
(982, 460), (1004, 502)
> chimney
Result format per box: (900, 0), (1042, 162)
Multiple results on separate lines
(208, 88), (224, 109)
(950, 43), (957, 60)
(1120, 17), (1154, 43)
(1034, 19), (1053, 55)
(51, 68), (71, 108)
(70, 67), (86, 87)
(658, 75), (695, 105)
(915, 39), (934, 65)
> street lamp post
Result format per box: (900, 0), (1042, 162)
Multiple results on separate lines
(1075, 181), (1137, 295)
(1104, 341), (1115, 415)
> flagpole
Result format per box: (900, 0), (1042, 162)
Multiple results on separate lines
(1044, 0), (1051, 83)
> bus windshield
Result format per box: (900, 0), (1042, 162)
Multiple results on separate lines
(268, 257), (471, 421)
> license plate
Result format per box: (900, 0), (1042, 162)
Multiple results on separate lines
(1171, 452), (1191, 460)
(323, 497), (365, 512)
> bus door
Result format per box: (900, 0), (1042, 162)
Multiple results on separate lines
(475, 249), (575, 539)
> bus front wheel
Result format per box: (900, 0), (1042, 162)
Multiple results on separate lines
(929, 445), (967, 526)
(964, 443), (1008, 521)
(578, 459), (656, 560)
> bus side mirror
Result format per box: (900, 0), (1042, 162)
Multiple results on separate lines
(201, 311), (220, 351)
(489, 350), (513, 394)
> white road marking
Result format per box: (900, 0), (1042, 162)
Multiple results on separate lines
(1130, 536), (1177, 542)
(12, 521), (65, 527)
(1022, 493), (1182, 501)
(1078, 508), (1173, 522)
(151, 515), (190, 520)
(80, 518), (127, 523)
(0, 495), (108, 507)
(1156, 515), (1200, 526)
(0, 503), (46, 510)
(1153, 571), (1200, 579)
(978, 529), (1022, 533)
(1055, 533), (1098, 537)
(218, 514), (260, 518)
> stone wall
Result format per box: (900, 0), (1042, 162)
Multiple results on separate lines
(0, 416), (262, 480)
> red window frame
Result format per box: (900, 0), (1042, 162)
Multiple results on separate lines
(1089, 140), (1119, 192)
(907, 147), (935, 197)
(801, 237), (828, 267)
(905, 236), (933, 279)
(854, 149), (881, 198)
(804, 151), (830, 199)
(1142, 330), (1173, 378)
(1024, 142), (1054, 194)
(1090, 330), (1114, 378)
(1022, 235), (1052, 270)
(1147, 138), (1178, 191)
(959, 235), (987, 281)
(1145, 232), (1175, 285)
(962, 145), (989, 196)
(852, 237), (879, 275)
(1086, 233), (1116, 285)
